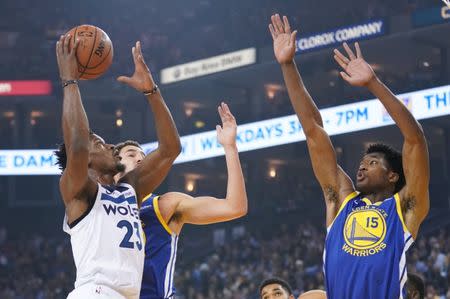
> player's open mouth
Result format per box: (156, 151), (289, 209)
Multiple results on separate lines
(357, 171), (366, 181)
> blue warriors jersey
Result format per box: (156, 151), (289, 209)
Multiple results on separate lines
(139, 194), (179, 299)
(324, 192), (414, 299)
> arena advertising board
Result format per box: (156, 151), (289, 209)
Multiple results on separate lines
(295, 20), (386, 53)
(0, 80), (52, 96)
(1, 84), (449, 175)
(160, 48), (257, 84)
(412, 5), (450, 27)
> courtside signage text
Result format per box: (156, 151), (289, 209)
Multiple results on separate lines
(295, 20), (385, 53)
(160, 48), (256, 84)
(1, 84), (449, 175)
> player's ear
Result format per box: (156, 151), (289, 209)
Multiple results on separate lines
(388, 171), (399, 184)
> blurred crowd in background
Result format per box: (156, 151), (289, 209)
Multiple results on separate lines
(0, 222), (448, 299)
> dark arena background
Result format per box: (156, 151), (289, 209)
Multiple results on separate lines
(0, 0), (449, 298)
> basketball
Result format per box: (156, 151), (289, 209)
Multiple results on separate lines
(298, 290), (327, 299)
(65, 25), (113, 80)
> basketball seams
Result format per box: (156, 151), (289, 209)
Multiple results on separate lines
(79, 26), (98, 78)
(83, 43), (112, 70)
(66, 25), (113, 79)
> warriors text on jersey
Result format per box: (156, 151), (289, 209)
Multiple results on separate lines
(324, 192), (414, 299)
(63, 183), (145, 299)
(140, 194), (179, 299)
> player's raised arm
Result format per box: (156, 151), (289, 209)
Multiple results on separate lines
(334, 42), (429, 237)
(269, 14), (354, 217)
(166, 103), (247, 226)
(56, 35), (94, 208)
(117, 41), (181, 203)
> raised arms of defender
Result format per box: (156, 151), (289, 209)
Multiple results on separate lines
(117, 41), (181, 204)
(269, 14), (355, 226)
(157, 103), (248, 234)
(334, 43), (429, 238)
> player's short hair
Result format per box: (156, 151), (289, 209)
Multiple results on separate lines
(407, 273), (425, 299)
(259, 277), (293, 296)
(114, 140), (143, 156)
(54, 142), (67, 172)
(55, 130), (95, 173)
(365, 143), (405, 193)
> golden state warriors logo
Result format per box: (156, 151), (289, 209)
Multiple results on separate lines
(342, 206), (388, 256)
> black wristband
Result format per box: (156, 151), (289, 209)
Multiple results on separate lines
(62, 80), (78, 88)
(143, 85), (159, 96)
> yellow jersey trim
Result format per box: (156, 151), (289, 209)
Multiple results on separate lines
(141, 221), (147, 246)
(153, 196), (173, 235)
(142, 193), (153, 203)
(336, 191), (359, 217)
(361, 197), (372, 205)
(394, 193), (409, 234)
(328, 191), (359, 230)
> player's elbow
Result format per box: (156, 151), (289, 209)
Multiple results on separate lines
(67, 139), (89, 157)
(173, 139), (182, 156)
(303, 124), (324, 139)
(302, 125), (316, 137)
(161, 140), (182, 159)
(406, 124), (426, 144)
(65, 128), (90, 154)
(237, 204), (248, 218)
(229, 198), (248, 218)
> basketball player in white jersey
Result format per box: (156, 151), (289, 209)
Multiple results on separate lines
(114, 102), (248, 299)
(55, 35), (181, 299)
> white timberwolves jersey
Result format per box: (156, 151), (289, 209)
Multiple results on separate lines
(63, 183), (145, 299)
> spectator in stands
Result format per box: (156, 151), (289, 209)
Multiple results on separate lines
(259, 277), (295, 299)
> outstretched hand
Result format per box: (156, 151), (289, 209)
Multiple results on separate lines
(117, 41), (156, 92)
(216, 102), (237, 148)
(333, 42), (377, 87)
(269, 14), (297, 64)
(443, 0), (450, 8)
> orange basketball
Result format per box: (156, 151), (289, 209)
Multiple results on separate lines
(65, 25), (113, 80)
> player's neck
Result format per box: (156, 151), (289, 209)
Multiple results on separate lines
(88, 169), (116, 185)
(361, 190), (394, 204)
(113, 172), (124, 184)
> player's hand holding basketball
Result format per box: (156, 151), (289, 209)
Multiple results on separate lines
(334, 42), (377, 87)
(117, 41), (156, 93)
(56, 34), (80, 81)
(269, 14), (297, 65)
(216, 102), (237, 148)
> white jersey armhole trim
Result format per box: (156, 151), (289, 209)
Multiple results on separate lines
(63, 183), (102, 235)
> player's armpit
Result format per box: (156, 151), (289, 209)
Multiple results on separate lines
(306, 127), (354, 201)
